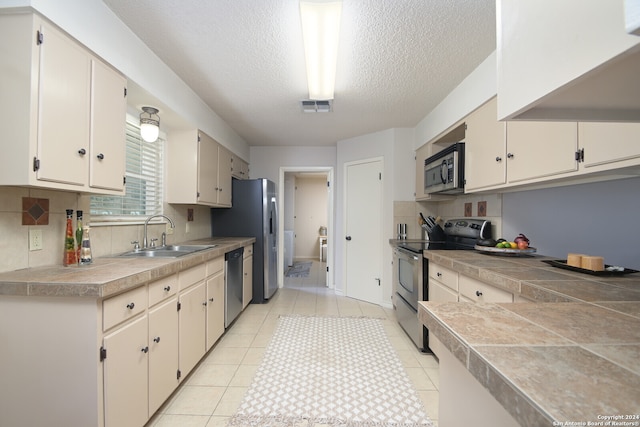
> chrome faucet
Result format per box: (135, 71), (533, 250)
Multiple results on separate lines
(143, 214), (175, 249)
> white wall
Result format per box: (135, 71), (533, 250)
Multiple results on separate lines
(414, 51), (497, 148)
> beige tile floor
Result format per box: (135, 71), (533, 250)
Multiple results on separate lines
(146, 260), (440, 427)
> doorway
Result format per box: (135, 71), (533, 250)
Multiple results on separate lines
(278, 167), (334, 290)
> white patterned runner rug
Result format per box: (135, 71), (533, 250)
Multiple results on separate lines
(228, 316), (433, 427)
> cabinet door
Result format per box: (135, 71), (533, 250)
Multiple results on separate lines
(178, 282), (206, 377)
(243, 255), (253, 308)
(217, 146), (233, 206)
(206, 272), (225, 350)
(464, 98), (507, 191)
(197, 132), (219, 205)
(505, 121), (578, 183)
(90, 59), (126, 191)
(149, 298), (179, 417)
(103, 315), (148, 427)
(37, 22), (90, 187)
(578, 122), (640, 169)
(429, 280), (458, 302)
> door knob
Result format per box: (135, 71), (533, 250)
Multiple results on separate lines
(345, 236), (352, 241)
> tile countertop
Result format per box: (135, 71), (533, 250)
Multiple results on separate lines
(0, 237), (255, 299)
(418, 250), (640, 426)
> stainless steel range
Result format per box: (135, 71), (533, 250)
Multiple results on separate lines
(393, 218), (492, 352)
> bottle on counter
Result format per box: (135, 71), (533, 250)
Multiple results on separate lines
(63, 209), (77, 266)
(75, 210), (83, 263)
(79, 225), (92, 265)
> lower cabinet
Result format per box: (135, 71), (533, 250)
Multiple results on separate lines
(242, 245), (254, 308)
(103, 315), (149, 427)
(459, 275), (513, 303)
(148, 297), (179, 417)
(178, 282), (206, 377)
(206, 259), (225, 351)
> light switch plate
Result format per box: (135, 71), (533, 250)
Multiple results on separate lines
(29, 229), (43, 251)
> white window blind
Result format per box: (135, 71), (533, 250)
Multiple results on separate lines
(90, 120), (164, 222)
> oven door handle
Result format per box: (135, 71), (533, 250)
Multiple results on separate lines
(396, 247), (420, 260)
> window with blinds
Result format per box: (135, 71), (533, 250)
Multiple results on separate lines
(90, 120), (164, 222)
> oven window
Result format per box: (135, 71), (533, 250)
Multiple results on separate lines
(398, 257), (415, 294)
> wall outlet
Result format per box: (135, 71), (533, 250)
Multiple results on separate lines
(29, 229), (43, 251)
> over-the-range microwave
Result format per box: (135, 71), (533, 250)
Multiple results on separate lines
(424, 142), (465, 194)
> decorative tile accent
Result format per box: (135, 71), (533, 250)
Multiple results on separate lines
(464, 202), (472, 217)
(478, 201), (487, 217)
(22, 197), (49, 225)
(187, 208), (194, 221)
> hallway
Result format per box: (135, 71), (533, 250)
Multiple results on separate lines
(146, 260), (440, 426)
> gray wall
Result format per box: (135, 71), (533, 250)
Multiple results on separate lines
(502, 177), (640, 270)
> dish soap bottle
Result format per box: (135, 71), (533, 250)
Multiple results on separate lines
(75, 210), (83, 263)
(79, 226), (93, 265)
(63, 209), (77, 266)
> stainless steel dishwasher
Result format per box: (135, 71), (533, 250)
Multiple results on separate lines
(224, 247), (244, 328)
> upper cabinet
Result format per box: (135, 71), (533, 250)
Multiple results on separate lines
(497, 0), (640, 122)
(167, 129), (232, 207)
(465, 97), (640, 193)
(0, 12), (127, 194)
(231, 153), (249, 179)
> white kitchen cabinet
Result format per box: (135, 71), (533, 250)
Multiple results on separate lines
(206, 257), (225, 350)
(90, 59), (127, 191)
(429, 263), (458, 292)
(243, 245), (254, 308)
(459, 275), (513, 303)
(577, 122), (640, 171)
(103, 315), (149, 427)
(428, 262), (459, 358)
(0, 12), (126, 194)
(148, 296), (179, 417)
(231, 153), (250, 179)
(504, 121), (578, 183)
(217, 145), (233, 206)
(178, 282), (206, 377)
(464, 98), (507, 191)
(497, 0), (640, 122)
(167, 129), (232, 207)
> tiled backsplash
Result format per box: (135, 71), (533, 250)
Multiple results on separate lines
(393, 193), (503, 240)
(0, 187), (212, 273)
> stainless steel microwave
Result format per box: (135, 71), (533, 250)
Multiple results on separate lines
(424, 142), (465, 194)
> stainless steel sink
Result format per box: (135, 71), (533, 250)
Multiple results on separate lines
(119, 244), (217, 258)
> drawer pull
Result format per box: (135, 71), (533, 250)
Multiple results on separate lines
(202, 301), (207, 306)
(209, 297), (214, 302)
(164, 285), (171, 292)
(153, 336), (161, 343)
(141, 346), (149, 353)
(437, 272), (442, 277)
(126, 302), (135, 310)
(475, 290), (483, 297)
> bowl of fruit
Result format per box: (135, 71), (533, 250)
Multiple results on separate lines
(475, 234), (537, 256)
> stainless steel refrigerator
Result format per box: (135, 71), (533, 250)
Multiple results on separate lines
(211, 178), (278, 303)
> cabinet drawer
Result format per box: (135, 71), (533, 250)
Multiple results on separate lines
(103, 285), (147, 331)
(149, 274), (178, 307)
(243, 245), (253, 258)
(179, 263), (206, 290)
(459, 276), (513, 303)
(429, 264), (458, 291)
(206, 257), (224, 277)
(429, 280), (458, 302)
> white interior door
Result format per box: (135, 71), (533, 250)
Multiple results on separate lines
(344, 158), (383, 304)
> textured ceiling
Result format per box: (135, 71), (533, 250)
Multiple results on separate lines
(102, 0), (496, 146)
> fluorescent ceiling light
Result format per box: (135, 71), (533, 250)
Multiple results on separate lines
(300, 0), (342, 101)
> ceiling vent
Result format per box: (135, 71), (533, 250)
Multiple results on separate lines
(301, 100), (332, 113)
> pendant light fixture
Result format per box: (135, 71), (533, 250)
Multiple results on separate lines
(139, 106), (160, 142)
(300, 0), (342, 101)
